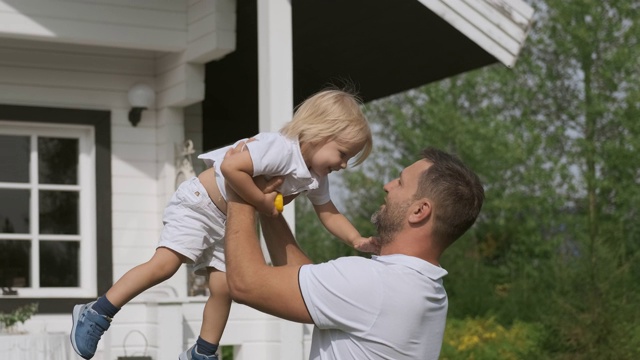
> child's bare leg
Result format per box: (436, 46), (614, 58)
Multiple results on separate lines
(105, 247), (186, 307)
(199, 268), (231, 346)
(71, 247), (187, 359)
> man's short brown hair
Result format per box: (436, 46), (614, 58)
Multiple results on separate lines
(415, 147), (484, 245)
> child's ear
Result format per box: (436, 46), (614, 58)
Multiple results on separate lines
(408, 198), (431, 224)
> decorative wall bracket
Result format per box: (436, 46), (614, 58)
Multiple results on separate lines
(175, 139), (196, 188)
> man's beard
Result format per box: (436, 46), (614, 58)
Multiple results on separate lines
(371, 200), (410, 246)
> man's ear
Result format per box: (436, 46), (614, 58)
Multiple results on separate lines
(409, 198), (431, 224)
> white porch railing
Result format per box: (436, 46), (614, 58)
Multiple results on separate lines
(105, 298), (313, 360)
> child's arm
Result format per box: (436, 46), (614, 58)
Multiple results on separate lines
(313, 200), (379, 254)
(220, 147), (279, 217)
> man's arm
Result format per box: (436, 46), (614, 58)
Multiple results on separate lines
(259, 213), (313, 267)
(225, 187), (313, 323)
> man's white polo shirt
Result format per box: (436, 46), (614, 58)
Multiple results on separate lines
(299, 254), (448, 360)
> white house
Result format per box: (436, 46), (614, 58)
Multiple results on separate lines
(0, 1), (534, 359)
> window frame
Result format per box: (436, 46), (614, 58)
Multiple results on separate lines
(0, 123), (94, 297)
(0, 104), (111, 314)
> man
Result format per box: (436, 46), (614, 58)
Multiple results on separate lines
(224, 147), (484, 359)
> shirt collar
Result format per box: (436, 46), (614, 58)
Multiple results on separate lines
(372, 254), (448, 280)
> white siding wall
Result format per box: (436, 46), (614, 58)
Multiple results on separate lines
(186, 0), (236, 63)
(0, 38), (171, 359)
(0, 36), (307, 360)
(0, 1), (310, 359)
(0, 0), (187, 51)
(0, 39), (162, 266)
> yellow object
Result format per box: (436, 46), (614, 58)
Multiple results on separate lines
(274, 193), (284, 212)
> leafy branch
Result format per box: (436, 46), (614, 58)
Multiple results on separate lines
(0, 303), (39, 333)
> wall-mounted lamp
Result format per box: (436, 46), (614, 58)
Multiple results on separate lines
(127, 83), (155, 127)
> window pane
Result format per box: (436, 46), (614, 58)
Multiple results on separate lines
(0, 240), (30, 288)
(39, 191), (79, 234)
(39, 241), (79, 287)
(0, 189), (30, 234)
(0, 135), (30, 183)
(39, 137), (79, 185)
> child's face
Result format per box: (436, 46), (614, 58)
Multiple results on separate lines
(306, 139), (361, 176)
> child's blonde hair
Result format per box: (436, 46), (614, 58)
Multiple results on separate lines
(280, 89), (372, 166)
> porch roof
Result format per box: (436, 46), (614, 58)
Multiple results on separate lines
(292, 0), (534, 103)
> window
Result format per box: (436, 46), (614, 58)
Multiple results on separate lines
(0, 105), (110, 313)
(0, 123), (95, 297)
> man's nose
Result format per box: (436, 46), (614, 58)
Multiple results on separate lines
(383, 181), (393, 193)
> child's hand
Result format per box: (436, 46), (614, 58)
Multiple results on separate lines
(256, 192), (280, 218)
(353, 236), (381, 254)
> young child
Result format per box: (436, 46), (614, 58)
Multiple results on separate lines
(70, 89), (374, 360)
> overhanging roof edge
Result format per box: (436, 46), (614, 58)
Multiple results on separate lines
(417, 0), (535, 67)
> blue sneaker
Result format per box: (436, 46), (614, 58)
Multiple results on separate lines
(70, 301), (112, 359)
(178, 345), (219, 360)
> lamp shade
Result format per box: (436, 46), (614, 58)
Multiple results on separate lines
(127, 83), (155, 108)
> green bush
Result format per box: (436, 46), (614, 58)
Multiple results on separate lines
(440, 317), (545, 360)
(0, 303), (39, 333)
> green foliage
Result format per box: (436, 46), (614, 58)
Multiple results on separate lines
(440, 317), (545, 360)
(294, 1), (640, 359)
(220, 345), (233, 359)
(294, 195), (360, 263)
(0, 303), (38, 332)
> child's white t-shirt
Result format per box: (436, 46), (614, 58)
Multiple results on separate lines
(197, 132), (331, 205)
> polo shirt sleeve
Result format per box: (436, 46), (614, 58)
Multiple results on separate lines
(245, 133), (296, 177)
(299, 257), (382, 332)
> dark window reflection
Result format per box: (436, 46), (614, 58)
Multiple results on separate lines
(0, 240), (30, 288)
(40, 241), (79, 287)
(39, 191), (79, 234)
(0, 135), (30, 183)
(39, 137), (78, 185)
(0, 189), (30, 234)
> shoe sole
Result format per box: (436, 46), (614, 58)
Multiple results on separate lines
(70, 304), (90, 359)
(178, 350), (191, 360)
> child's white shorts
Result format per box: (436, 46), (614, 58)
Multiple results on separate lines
(157, 177), (227, 275)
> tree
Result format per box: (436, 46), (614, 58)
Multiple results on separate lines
(294, 195), (358, 263)
(296, 0), (640, 358)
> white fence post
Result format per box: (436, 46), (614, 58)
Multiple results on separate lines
(156, 300), (184, 360)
